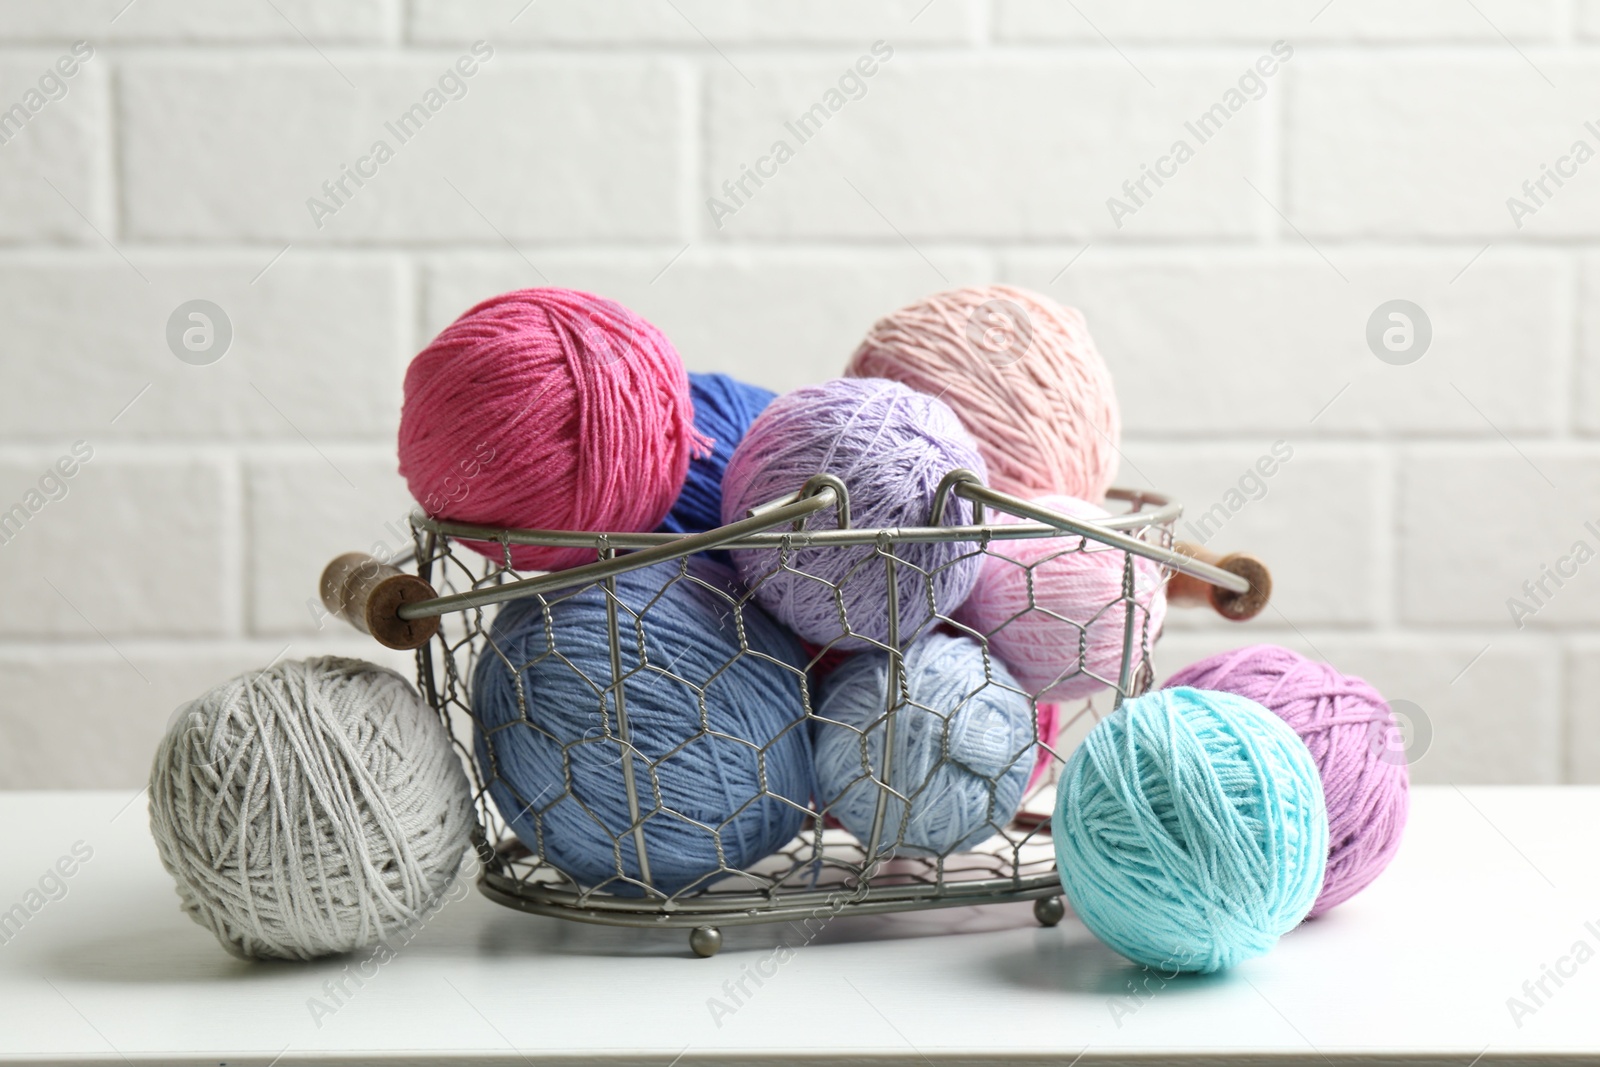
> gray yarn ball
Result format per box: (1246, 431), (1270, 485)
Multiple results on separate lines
(149, 656), (475, 960)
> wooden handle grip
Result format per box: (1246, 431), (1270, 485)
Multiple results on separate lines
(1168, 541), (1272, 621)
(320, 552), (440, 650)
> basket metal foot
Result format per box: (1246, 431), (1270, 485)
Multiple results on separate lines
(689, 926), (723, 958)
(1033, 896), (1066, 927)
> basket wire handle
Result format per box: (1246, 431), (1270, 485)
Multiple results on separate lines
(319, 552), (440, 650)
(748, 473), (852, 532)
(393, 481), (845, 624)
(933, 470), (1257, 603)
(1166, 542), (1272, 620)
(321, 471), (1269, 649)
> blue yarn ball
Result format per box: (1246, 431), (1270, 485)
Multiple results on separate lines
(659, 373), (777, 536)
(1053, 686), (1329, 974)
(814, 632), (1036, 856)
(472, 558), (813, 896)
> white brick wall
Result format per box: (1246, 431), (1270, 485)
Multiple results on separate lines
(0, 1), (1588, 787)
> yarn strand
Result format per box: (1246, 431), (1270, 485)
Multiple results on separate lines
(1054, 687), (1328, 973)
(149, 658), (475, 960)
(1164, 645), (1409, 915)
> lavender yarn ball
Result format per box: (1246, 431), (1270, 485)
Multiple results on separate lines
(721, 378), (987, 650)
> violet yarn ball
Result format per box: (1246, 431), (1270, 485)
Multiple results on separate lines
(721, 378), (987, 651)
(953, 495), (1167, 701)
(1163, 645), (1409, 917)
(848, 285), (1121, 503)
(398, 288), (701, 573)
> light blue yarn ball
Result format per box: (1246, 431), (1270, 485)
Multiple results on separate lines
(814, 632), (1036, 857)
(1053, 686), (1329, 974)
(472, 558), (814, 896)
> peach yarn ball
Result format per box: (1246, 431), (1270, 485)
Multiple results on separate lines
(847, 285), (1121, 503)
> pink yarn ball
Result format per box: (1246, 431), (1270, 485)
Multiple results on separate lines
(1163, 645), (1409, 917)
(847, 285), (1121, 503)
(398, 288), (700, 572)
(1026, 702), (1062, 790)
(953, 495), (1167, 702)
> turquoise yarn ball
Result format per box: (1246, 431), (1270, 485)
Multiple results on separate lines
(814, 632), (1036, 856)
(1052, 686), (1329, 974)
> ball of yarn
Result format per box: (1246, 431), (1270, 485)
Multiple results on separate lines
(473, 558), (813, 895)
(954, 495), (1167, 701)
(1164, 645), (1409, 917)
(1053, 686), (1328, 974)
(848, 285), (1120, 503)
(398, 288), (702, 572)
(814, 632), (1036, 856)
(1026, 702), (1063, 790)
(148, 657), (475, 961)
(721, 377), (987, 650)
(659, 372), (776, 536)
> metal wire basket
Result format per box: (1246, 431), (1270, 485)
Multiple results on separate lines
(322, 469), (1266, 957)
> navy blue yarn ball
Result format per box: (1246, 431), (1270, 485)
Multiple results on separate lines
(659, 372), (776, 537)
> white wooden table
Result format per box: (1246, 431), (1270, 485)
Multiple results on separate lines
(0, 787), (1595, 1065)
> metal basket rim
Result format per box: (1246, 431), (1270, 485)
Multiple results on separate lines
(409, 484), (1181, 551)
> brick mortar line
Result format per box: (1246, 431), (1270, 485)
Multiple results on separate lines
(687, 55), (708, 245)
(1376, 441), (1398, 629)
(396, 250), (423, 378)
(219, 449), (246, 640)
(1566, 251), (1587, 434)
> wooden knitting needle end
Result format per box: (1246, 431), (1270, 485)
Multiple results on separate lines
(1169, 541), (1272, 622)
(319, 552), (440, 650)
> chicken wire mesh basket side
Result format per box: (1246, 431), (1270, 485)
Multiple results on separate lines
(373, 473), (1256, 956)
